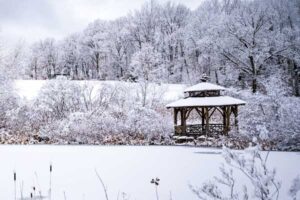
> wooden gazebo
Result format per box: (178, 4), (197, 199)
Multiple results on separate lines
(166, 82), (246, 137)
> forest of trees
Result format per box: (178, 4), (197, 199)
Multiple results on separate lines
(0, 0), (300, 148)
(1, 0), (299, 95)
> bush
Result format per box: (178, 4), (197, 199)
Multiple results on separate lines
(229, 89), (300, 150)
(0, 74), (19, 128)
(34, 77), (85, 120)
(126, 107), (172, 137)
(22, 79), (173, 143)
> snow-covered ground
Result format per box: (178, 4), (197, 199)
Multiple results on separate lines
(0, 146), (299, 200)
(8, 80), (300, 199)
(14, 80), (185, 101)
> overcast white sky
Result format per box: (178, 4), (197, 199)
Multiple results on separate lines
(0, 0), (200, 47)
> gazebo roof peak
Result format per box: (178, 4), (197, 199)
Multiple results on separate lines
(184, 82), (226, 93)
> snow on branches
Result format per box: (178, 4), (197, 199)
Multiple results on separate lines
(190, 146), (281, 200)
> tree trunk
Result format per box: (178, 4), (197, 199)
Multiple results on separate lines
(95, 53), (100, 79)
(141, 81), (148, 107)
(75, 65), (78, 79)
(252, 78), (257, 93)
(34, 59), (38, 80)
(120, 66), (123, 79)
(215, 70), (219, 85)
(249, 55), (257, 93)
(294, 62), (299, 96)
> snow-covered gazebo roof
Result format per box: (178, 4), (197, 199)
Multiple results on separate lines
(166, 96), (245, 108)
(166, 82), (245, 108)
(184, 82), (226, 92)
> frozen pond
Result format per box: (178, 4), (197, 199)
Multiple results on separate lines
(0, 145), (299, 200)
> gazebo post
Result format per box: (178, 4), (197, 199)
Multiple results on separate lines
(174, 108), (178, 125)
(222, 107), (226, 133)
(205, 107), (209, 136)
(180, 108), (187, 134)
(183, 108), (187, 134)
(225, 106), (231, 135)
(233, 106), (239, 131)
(201, 107), (205, 131)
(234, 106), (238, 126)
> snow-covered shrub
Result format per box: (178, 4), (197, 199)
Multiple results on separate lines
(34, 77), (85, 120)
(29, 81), (171, 142)
(134, 82), (168, 109)
(0, 73), (19, 128)
(41, 107), (172, 143)
(275, 97), (300, 149)
(237, 92), (278, 140)
(91, 83), (133, 113)
(290, 176), (300, 200)
(126, 107), (172, 137)
(4, 102), (35, 134)
(8, 78), (98, 134)
(40, 111), (126, 142)
(66, 112), (125, 135)
(228, 88), (300, 149)
(190, 146), (281, 200)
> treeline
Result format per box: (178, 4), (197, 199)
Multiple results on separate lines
(2, 0), (298, 95)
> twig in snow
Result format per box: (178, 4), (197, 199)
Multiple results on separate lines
(63, 191), (67, 200)
(13, 171), (17, 200)
(95, 169), (109, 200)
(49, 162), (53, 200)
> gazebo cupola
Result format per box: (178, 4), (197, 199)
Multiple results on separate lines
(166, 82), (246, 137)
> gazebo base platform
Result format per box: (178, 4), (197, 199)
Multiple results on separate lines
(172, 135), (221, 143)
(174, 124), (230, 138)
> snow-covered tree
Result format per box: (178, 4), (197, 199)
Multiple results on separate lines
(28, 38), (58, 79)
(81, 20), (110, 79)
(8, 0), (297, 95)
(130, 43), (164, 106)
(158, 2), (190, 82)
(58, 34), (82, 79)
(221, 0), (296, 93)
(4, 40), (28, 79)
(107, 18), (132, 79)
(127, 0), (161, 49)
(130, 43), (163, 81)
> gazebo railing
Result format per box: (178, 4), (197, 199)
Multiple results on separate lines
(174, 124), (225, 137)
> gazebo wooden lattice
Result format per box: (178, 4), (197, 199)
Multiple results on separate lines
(166, 82), (246, 137)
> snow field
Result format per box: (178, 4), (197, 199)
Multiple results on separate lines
(0, 146), (299, 200)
